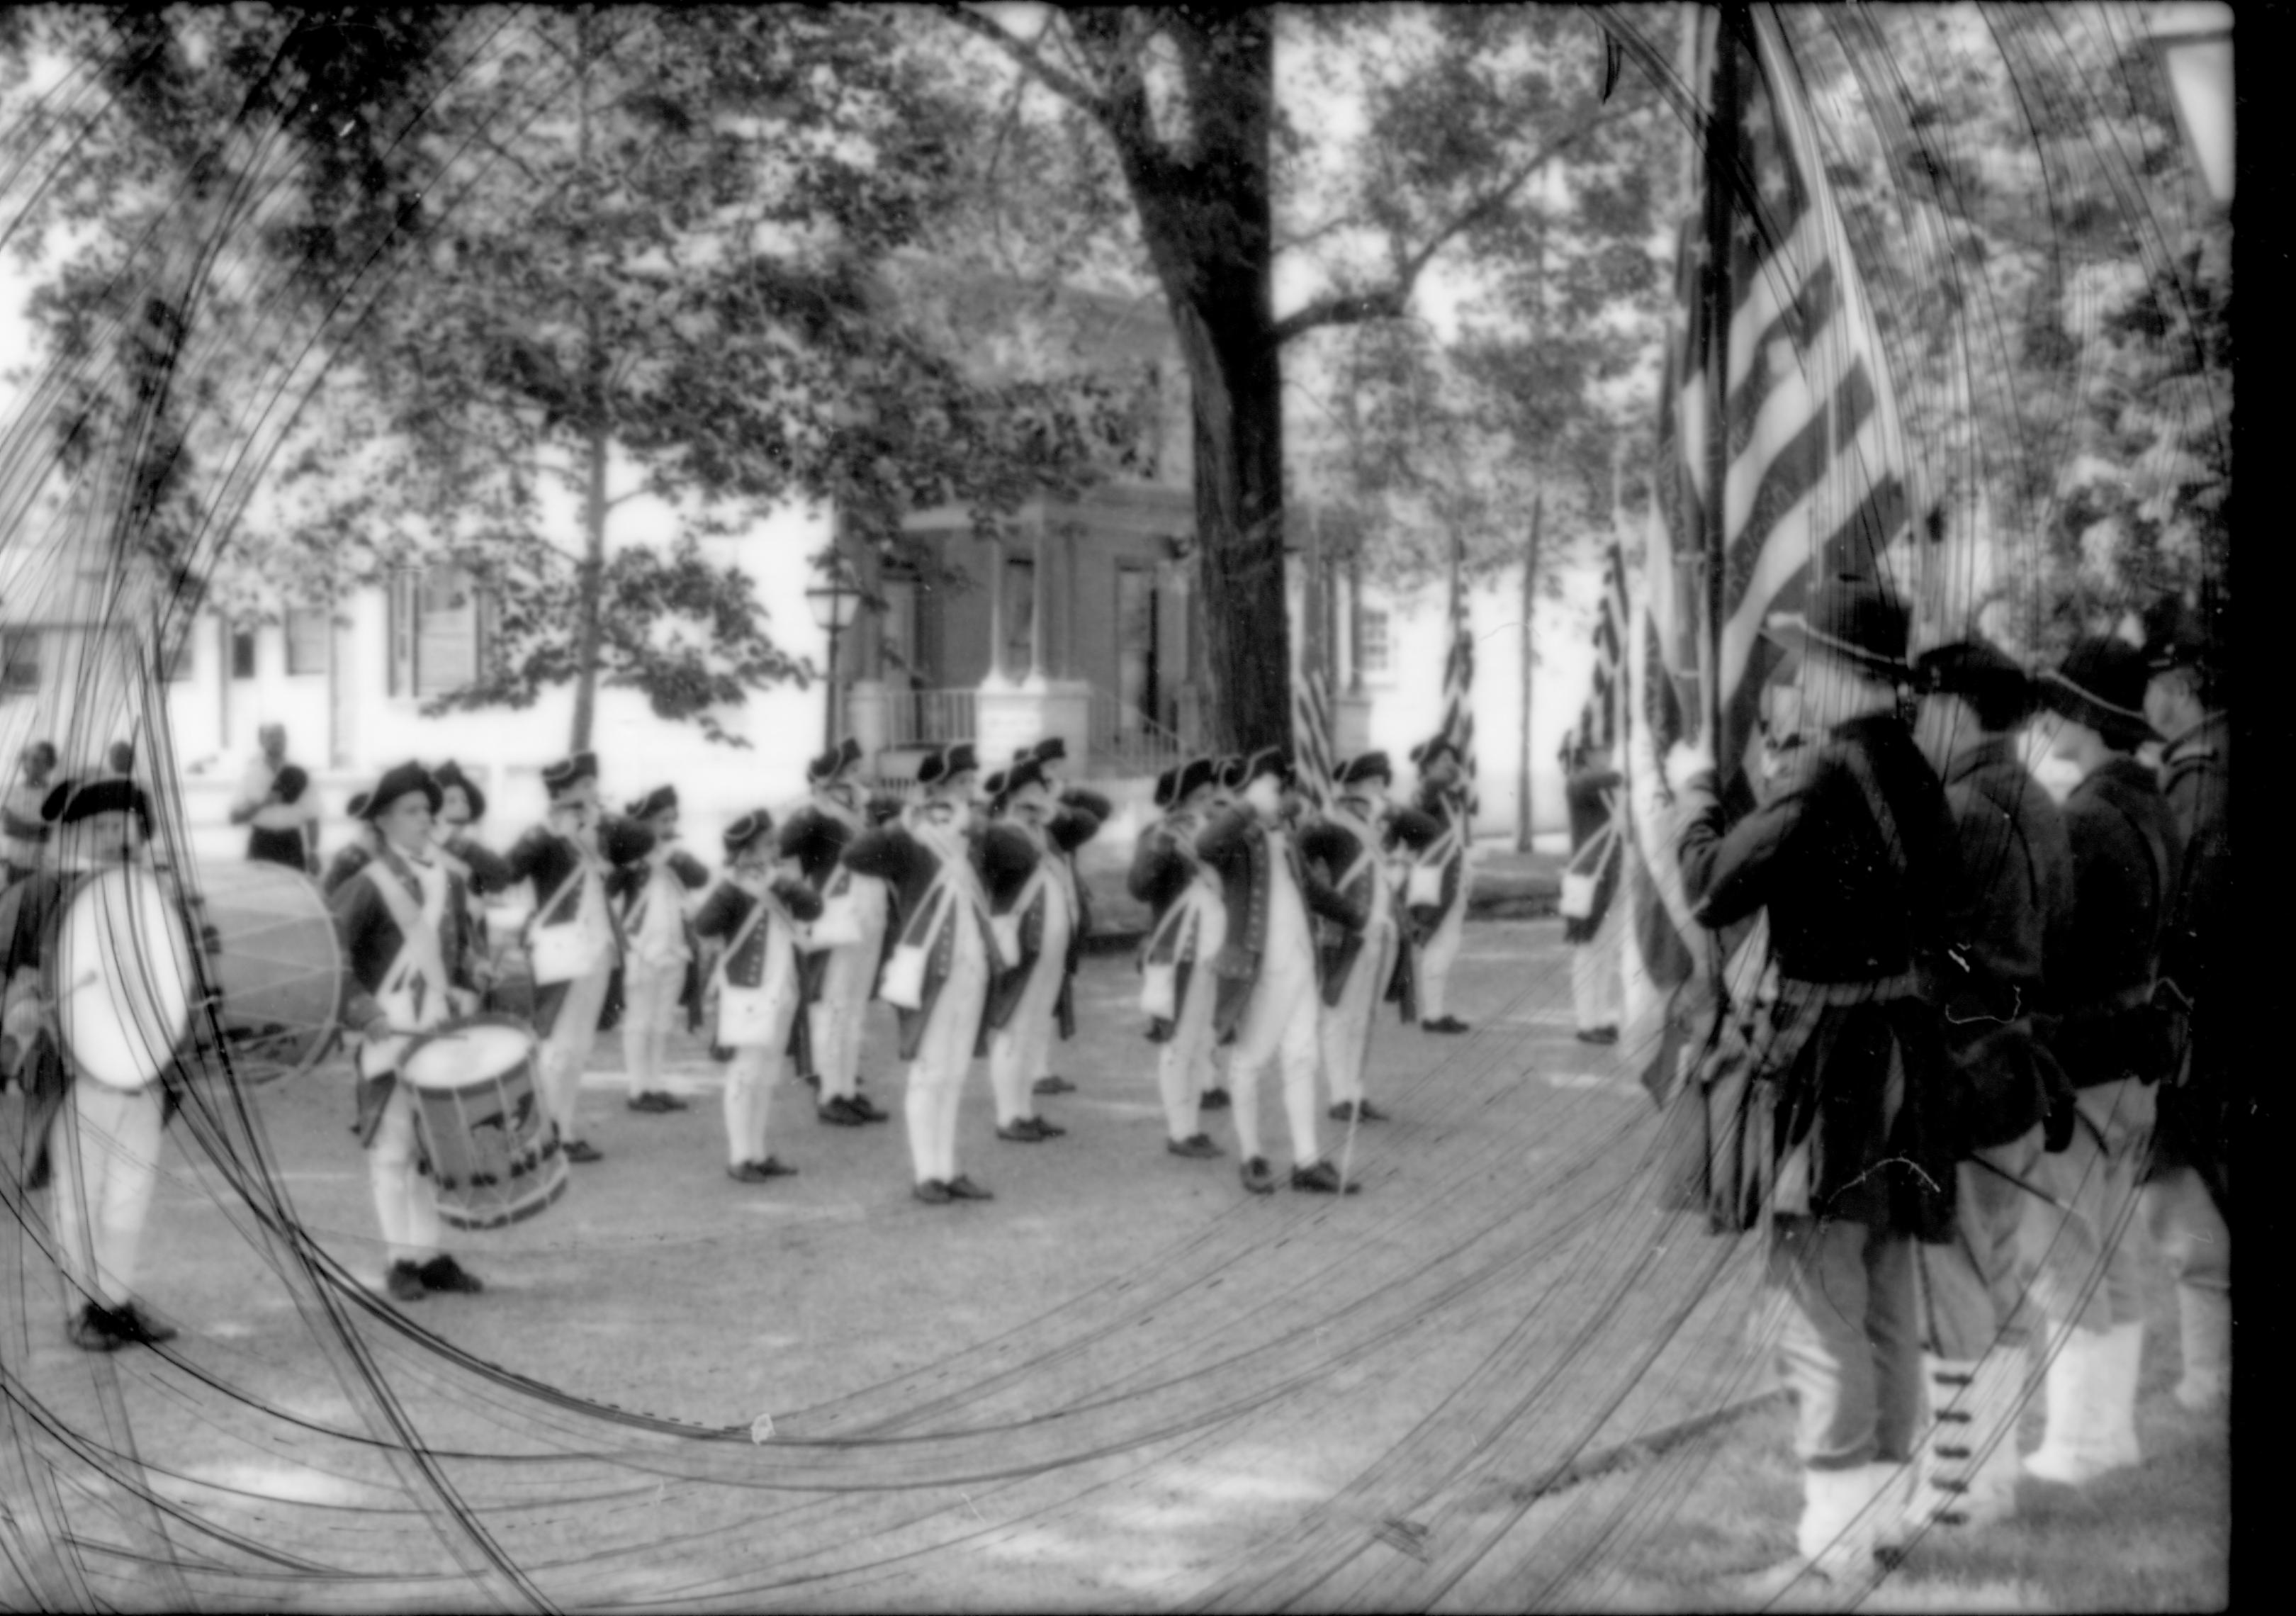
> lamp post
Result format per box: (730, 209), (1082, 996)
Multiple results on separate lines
(805, 558), (862, 751)
(2149, 4), (2234, 208)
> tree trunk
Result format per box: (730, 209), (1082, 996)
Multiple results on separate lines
(570, 417), (609, 752)
(1517, 490), (1542, 852)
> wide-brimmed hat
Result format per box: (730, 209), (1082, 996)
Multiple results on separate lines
(1912, 639), (2034, 727)
(1336, 751), (1393, 789)
(2037, 638), (2158, 748)
(626, 785), (679, 821)
(432, 761), (487, 823)
(1761, 575), (1910, 679)
(917, 742), (979, 788)
(359, 762), (441, 821)
(541, 751), (598, 799)
(724, 809), (774, 857)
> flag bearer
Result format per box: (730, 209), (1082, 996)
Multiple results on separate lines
(1405, 738), (1475, 1034)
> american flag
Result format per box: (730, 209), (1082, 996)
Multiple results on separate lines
(1291, 665), (1337, 815)
(1570, 541), (1631, 761)
(1619, 2), (1912, 1102)
(1438, 571), (1477, 813)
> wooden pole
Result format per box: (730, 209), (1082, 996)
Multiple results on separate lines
(1516, 489), (1541, 853)
(1699, 3), (1741, 769)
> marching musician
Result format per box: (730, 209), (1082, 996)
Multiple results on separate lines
(612, 785), (709, 1116)
(326, 763), (488, 1306)
(0, 778), (181, 1350)
(1404, 737), (1475, 1036)
(777, 739), (895, 1128)
(322, 793), (378, 896)
(838, 744), (1037, 1206)
(3, 741), (58, 887)
(1560, 739), (1625, 1045)
(2021, 638), (2183, 1490)
(1906, 640), (2076, 1537)
(1013, 738), (1111, 1100)
(1301, 752), (1441, 1126)
(504, 753), (655, 1167)
(1194, 746), (1366, 1196)
(229, 723), (320, 877)
(693, 810), (821, 1184)
(430, 762), (513, 1008)
(1129, 757), (1227, 1159)
(981, 760), (1101, 1144)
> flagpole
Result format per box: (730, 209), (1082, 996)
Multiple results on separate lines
(1699, 1), (1742, 770)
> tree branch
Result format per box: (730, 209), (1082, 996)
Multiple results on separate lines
(930, 4), (1108, 122)
(1270, 97), (1641, 349)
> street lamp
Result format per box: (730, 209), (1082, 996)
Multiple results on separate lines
(805, 557), (863, 750)
(2149, 4), (2233, 208)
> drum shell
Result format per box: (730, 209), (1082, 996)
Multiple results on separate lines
(45, 868), (198, 1092)
(184, 859), (344, 1087)
(400, 1014), (567, 1231)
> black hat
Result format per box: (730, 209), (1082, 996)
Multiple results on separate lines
(2038, 638), (2158, 749)
(1409, 737), (1460, 770)
(600, 814), (655, 866)
(1215, 754), (1249, 792)
(1031, 736), (1068, 765)
(918, 742), (979, 788)
(807, 739), (862, 785)
(1760, 574), (1910, 678)
(54, 778), (151, 834)
(627, 785), (679, 821)
(724, 809), (774, 856)
(359, 762), (441, 821)
(1152, 767), (1179, 809)
(344, 791), (370, 820)
(271, 763), (310, 806)
(992, 759), (1048, 810)
(432, 761), (487, 823)
(1177, 756), (1219, 802)
(1336, 751), (1393, 789)
(541, 751), (598, 799)
(1912, 639), (2034, 729)
(1239, 746), (1294, 788)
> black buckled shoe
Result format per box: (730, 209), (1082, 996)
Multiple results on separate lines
(69, 1303), (125, 1352)
(755, 1156), (799, 1179)
(417, 1255), (484, 1295)
(1026, 1116), (1067, 1138)
(1575, 1026), (1619, 1045)
(945, 1174), (995, 1201)
(847, 1094), (891, 1123)
(1422, 1016), (1470, 1035)
(1239, 1156), (1276, 1195)
(1329, 1100), (1388, 1123)
(1166, 1133), (1223, 1160)
(1290, 1160), (1361, 1195)
(386, 1261), (427, 1303)
(913, 1179), (953, 1204)
(109, 1301), (179, 1346)
(996, 1119), (1047, 1143)
(565, 1139), (604, 1165)
(818, 1097), (867, 1127)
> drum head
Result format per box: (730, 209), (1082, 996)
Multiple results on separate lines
(402, 1016), (536, 1092)
(53, 869), (198, 1091)
(188, 858), (345, 1086)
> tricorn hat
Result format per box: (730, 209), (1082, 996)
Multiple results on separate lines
(1761, 575), (1910, 679)
(359, 762), (441, 821)
(918, 742), (980, 788)
(1030, 736), (1068, 766)
(992, 758), (1048, 810)
(1215, 754), (1249, 792)
(1336, 751), (1393, 789)
(626, 784), (679, 822)
(724, 809), (774, 857)
(1239, 746), (1294, 789)
(1152, 766), (1181, 809)
(1409, 736), (1460, 770)
(807, 739), (862, 785)
(541, 751), (599, 799)
(432, 761), (487, 823)
(1177, 756), (1219, 802)
(2038, 637), (2158, 749)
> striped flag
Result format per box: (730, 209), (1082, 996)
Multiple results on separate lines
(1570, 541), (1631, 762)
(1439, 571), (1477, 813)
(1291, 666), (1337, 814)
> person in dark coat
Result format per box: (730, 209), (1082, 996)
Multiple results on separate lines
(1561, 739), (1626, 1043)
(1017, 737), (1113, 1098)
(981, 761), (1101, 1142)
(611, 785), (711, 1115)
(2020, 637), (2183, 1488)
(230, 724), (320, 875)
(1130, 756), (1227, 1157)
(839, 744), (1037, 1205)
(692, 811), (821, 1182)
(1195, 746), (1367, 1196)
(1403, 738), (1475, 1034)
(327, 763), (487, 1305)
(2138, 600), (2231, 1415)
(1669, 577), (1957, 1588)
(428, 762), (512, 1009)
(1904, 639), (2076, 1537)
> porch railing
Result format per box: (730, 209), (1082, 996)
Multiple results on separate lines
(879, 687), (978, 748)
(1088, 685), (1187, 779)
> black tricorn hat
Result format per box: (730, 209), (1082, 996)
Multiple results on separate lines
(1215, 754), (1249, 792)
(541, 751), (599, 798)
(993, 759), (1048, 809)
(918, 742), (980, 787)
(1761, 575), (1910, 678)
(1912, 639), (2034, 726)
(271, 764), (310, 807)
(807, 739), (862, 785)
(724, 809), (774, 856)
(1240, 746), (1294, 788)
(432, 761), (487, 823)
(2038, 637), (2158, 748)
(1152, 766), (1180, 809)
(626, 784), (679, 821)
(1336, 751), (1393, 788)
(1031, 736), (1068, 765)
(54, 777), (151, 834)
(359, 762), (441, 821)
(1409, 736), (1460, 770)
(1177, 756), (1219, 802)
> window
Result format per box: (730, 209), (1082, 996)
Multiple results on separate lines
(230, 627), (258, 679)
(1002, 555), (1035, 678)
(285, 607), (329, 676)
(388, 566), (487, 699)
(1357, 608), (1392, 678)
(1, 632), (38, 694)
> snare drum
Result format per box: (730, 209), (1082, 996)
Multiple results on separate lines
(398, 1014), (567, 1231)
(45, 867), (200, 1090)
(186, 860), (345, 1086)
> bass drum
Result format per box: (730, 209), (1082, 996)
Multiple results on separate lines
(47, 867), (201, 1091)
(183, 859), (345, 1087)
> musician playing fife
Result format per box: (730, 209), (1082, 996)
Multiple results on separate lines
(777, 739), (896, 1128)
(839, 743), (1037, 1206)
(0, 778), (182, 1350)
(1013, 738), (1112, 1099)
(612, 785), (709, 1116)
(1129, 756), (1228, 1159)
(694, 810), (821, 1183)
(327, 762), (487, 1305)
(1301, 752), (1442, 1125)
(981, 761), (1101, 1143)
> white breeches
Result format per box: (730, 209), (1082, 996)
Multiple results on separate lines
(621, 955), (686, 1097)
(809, 927), (884, 1104)
(1230, 953), (1322, 1165)
(1569, 902), (1624, 1033)
(49, 1082), (163, 1310)
(366, 1081), (442, 1271)
(1419, 894), (1467, 1020)
(990, 951), (1068, 1128)
(538, 963), (614, 1142)
(722, 1043), (784, 1168)
(1158, 965), (1221, 1140)
(905, 944), (989, 1184)
(1322, 920), (1398, 1108)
